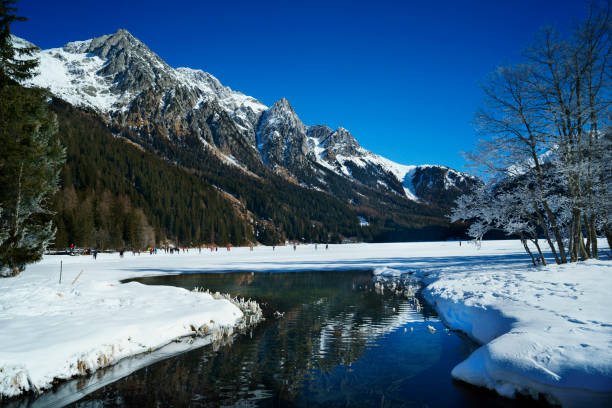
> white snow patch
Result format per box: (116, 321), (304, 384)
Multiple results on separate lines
(0, 256), (248, 398)
(21, 41), (121, 112)
(422, 256), (612, 407)
(346, 153), (421, 201)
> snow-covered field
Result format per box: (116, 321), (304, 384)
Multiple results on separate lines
(1, 240), (610, 406)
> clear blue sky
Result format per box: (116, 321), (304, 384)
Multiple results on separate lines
(13, 0), (588, 170)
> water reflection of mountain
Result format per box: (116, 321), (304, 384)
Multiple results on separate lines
(62, 271), (448, 407)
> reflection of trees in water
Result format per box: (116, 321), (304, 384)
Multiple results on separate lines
(71, 271), (433, 407)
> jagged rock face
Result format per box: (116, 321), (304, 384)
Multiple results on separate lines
(174, 67), (264, 145)
(307, 125), (363, 162)
(110, 85), (261, 168)
(321, 127), (363, 159)
(411, 166), (480, 209)
(257, 98), (311, 170)
(77, 29), (175, 94)
(307, 125), (333, 141)
(76, 31), (265, 168)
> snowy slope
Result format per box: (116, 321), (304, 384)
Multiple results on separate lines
(13, 32), (267, 133)
(14, 36), (122, 112)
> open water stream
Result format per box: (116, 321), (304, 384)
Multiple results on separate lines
(16, 270), (549, 407)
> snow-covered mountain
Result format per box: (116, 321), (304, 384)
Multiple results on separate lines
(19, 30), (266, 134)
(15, 29), (478, 208)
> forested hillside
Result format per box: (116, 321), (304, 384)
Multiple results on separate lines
(50, 99), (368, 249)
(50, 99), (254, 249)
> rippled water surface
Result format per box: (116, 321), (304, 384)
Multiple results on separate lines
(59, 270), (544, 407)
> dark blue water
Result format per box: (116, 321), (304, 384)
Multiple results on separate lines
(61, 270), (546, 407)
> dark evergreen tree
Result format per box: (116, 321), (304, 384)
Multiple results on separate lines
(0, 0), (37, 87)
(0, 1), (65, 276)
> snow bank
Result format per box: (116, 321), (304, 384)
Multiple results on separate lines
(423, 259), (612, 407)
(0, 261), (250, 399)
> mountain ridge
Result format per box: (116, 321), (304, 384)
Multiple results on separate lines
(13, 29), (478, 243)
(14, 29), (475, 205)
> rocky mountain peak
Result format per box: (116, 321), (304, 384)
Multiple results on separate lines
(86, 29), (149, 58)
(261, 98), (306, 133)
(323, 127), (362, 157)
(82, 29), (173, 93)
(267, 97), (296, 116)
(257, 98), (309, 168)
(307, 125), (333, 140)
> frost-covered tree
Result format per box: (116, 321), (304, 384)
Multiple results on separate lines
(454, 2), (611, 263)
(452, 176), (551, 266)
(524, 3), (612, 261)
(0, 0), (65, 276)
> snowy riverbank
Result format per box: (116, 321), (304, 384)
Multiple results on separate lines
(0, 255), (261, 399)
(1, 240), (610, 405)
(422, 259), (612, 407)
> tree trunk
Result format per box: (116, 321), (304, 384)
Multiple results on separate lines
(532, 238), (546, 266)
(535, 205), (561, 264)
(521, 235), (537, 266)
(12, 162), (24, 240)
(542, 200), (567, 263)
(604, 224), (612, 253)
(589, 215), (598, 259)
(583, 214), (592, 259)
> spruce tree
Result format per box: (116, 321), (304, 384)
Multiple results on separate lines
(0, 0), (37, 87)
(0, 0), (65, 276)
